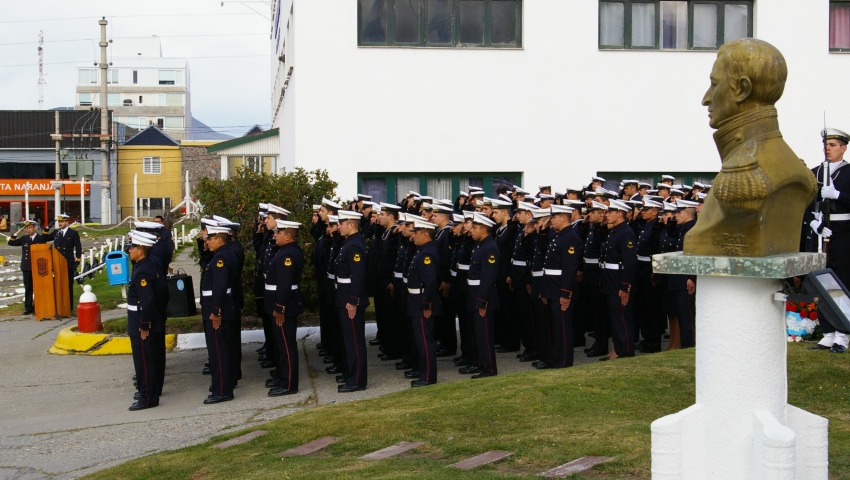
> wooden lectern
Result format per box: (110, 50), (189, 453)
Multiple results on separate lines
(30, 244), (70, 320)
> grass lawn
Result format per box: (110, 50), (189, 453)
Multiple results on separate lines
(83, 343), (850, 479)
(101, 315), (264, 335)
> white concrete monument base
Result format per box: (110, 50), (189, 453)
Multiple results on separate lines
(650, 252), (828, 480)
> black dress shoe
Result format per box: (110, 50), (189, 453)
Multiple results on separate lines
(410, 379), (434, 387)
(379, 346), (386, 353)
(453, 355), (464, 362)
(809, 344), (831, 350)
(588, 332), (596, 338)
(338, 384), (365, 393)
(471, 373), (493, 379)
(435, 349), (456, 358)
(831, 344), (847, 353)
(325, 365), (343, 374)
(518, 354), (536, 362)
(583, 346), (593, 354)
(534, 362), (552, 370)
(459, 365), (481, 374)
(132, 374), (137, 381)
(268, 387), (298, 396)
(378, 353), (402, 361)
(599, 356), (613, 361)
(496, 347), (519, 353)
(395, 362), (411, 370)
(202, 367), (211, 375)
(335, 375), (346, 383)
(323, 356), (336, 364)
(256, 346), (267, 353)
(404, 370), (421, 379)
(133, 392), (141, 400)
(260, 361), (275, 368)
(204, 395), (234, 404)
(316, 343), (324, 350)
(258, 354), (269, 362)
(266, 378), (281, 388)
(318, 349), (328, 356)
(209, 385), (214, 392)
(129, 401), (158, 411)
(269, 369), (278, 378)
(369, 338), (381, 346)
(640, 344), (661, 353)
(453, 357), (470, 367)
(586, 348), (607, 358)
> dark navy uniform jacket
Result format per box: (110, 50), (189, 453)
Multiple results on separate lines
(495, 222), (518, 280)
(509, 227), (534, 289)
(201, 243), (239, 318)
(600, 221), (637, 296)
(636, 217), (662, 271)
(374, 225), (401, 281)
(264, 242), (304, 317)
(541, 226), (583, 300)
(667, 219), (697, 291)
(467, 235), (499, 311)
(43, 227), (82, 265)
(149, 229), (173, 277)
(127, 256), (166, 334)
(435, 226), (452, 285)
(803, 161), (850, 251)
(406, 241), (442, 316)
(335, 232), (369, 309)
(529, 227), (552, 297)
(8, 232), (46, 271)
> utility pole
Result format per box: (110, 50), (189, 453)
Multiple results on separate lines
(98, 17), (111, 224)
(38, 30), (45, 110)
(53, 111), (60, 219)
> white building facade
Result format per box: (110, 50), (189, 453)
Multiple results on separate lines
(270, 0), (850, 202)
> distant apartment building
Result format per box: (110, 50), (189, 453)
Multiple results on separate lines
(75, 37), (191, 141)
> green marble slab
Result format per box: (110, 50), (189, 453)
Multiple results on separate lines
(652, 252), (825, 278)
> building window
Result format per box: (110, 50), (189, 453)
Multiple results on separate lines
(599, 0), (752, 50)
(158, 70), (184, 85)
(78, 93), (93, 106)
(164, 116), (183, 129)
(143, 157), (161, 174)
(107, 69), (118, 84)
(361, 178), (388, 203)
(107, 93), (121, 106)
(358, 0), (522, 48)
(78, 69), (98, 84)
(132, 70), (138, 84)
(831, 1), (850, 50)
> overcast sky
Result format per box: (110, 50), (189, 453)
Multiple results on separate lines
(0, 0), (272, 137)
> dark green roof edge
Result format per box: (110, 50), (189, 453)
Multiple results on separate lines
(207, 128), (279, 153)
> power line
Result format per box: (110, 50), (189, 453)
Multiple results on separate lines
(0, 13), (263, 25)
(0, 54), (269, 68)
(0, 33), (268, 47)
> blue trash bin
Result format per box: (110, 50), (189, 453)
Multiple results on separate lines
(105, 251), (130, 286)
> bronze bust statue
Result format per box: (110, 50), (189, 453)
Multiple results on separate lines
(684, 39), (817, 257)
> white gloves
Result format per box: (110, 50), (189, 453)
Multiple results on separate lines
(810, 212), (833, 238)
(822, 184), (840, 200)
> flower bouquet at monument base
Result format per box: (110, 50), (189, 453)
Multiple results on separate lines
(786, 301), (818, 341)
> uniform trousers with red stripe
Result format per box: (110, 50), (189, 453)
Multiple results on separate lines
(673, 290), (696, 349)
(605, 293), (635, 357)
(410, 315), (437, 384)
(534, 296), (552, 363)
(473, 308), (498, 376)
(512, 286), (536, 357)
(271, 315), (300, 391)
(131, 332), (163, 406)
(339, 307), (367, 388)
(204, 315), (235, 397)
(547, 299), (575, 368)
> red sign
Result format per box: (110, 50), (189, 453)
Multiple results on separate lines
(0, 180), (90, 196)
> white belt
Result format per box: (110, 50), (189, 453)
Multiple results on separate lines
(265, 284), (298, 291)
(327, 273), (335, 280)
(337, 277), (351, 284)
(511, 259), (527, 266)
(831, 213), (850, 221)
(127, 305), (138, 311)
(637, 255), (651, 262)
(456, 264), (470, 271)
(403, 277), (409, 283)
(584, 258), (599, 264)
(201, 288), (231, 296)
(532, 271), (543, 277)
(602, 263), (621, 270)
(394, 272), (403, 278)
(450, 270), (457, 277)
(544, 269), (562, 275)
(467, 279), (481, 286)
(408, 288), (422, 294)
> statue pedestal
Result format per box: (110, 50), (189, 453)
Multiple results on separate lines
(651, 252), (828, 480)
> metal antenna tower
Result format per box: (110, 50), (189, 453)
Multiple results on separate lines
(38, 30), (46, 109)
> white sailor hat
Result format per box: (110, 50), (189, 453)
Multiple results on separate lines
(525, 196), (538, 203)
(661, 174), (676, 181)
(405, 213), (426, 223)
(474, 200), (484, 207)
(591, 176), (606, 182)
(337, 210), (363, 221)
(498, 194), (513, 203)
(693, 182), (705, 189)
(682, 184), (693, 191)
(656, 183), (671, 190)
(431, 204), (454, 214)
(212, 215), (241, 228)
(408, 190), (421, 197)
(641, 199), (664, 209)
(564, 199), (585, 208)
(646, 195), (665, 202)
(584, 190), (598, 198)
(420, 202), (435, 211)
(472, 212), (496, 227)
(412, 219), (438, 230)
(274, 219), (302, 230)
(356, 193), (372, 201)
(491, 199), (513, 210)
(594, 188), (617, 199)
(419, 195), (434, 202)
(697, 192), (708, 201)
(327, 215), (340, 225)
(672, 184), (683, 190)
(433, 198), (453, 207)
(312, 204), (321, 212)
(380, 202), (401, 211)
(555, 190), (567, 198)
(669, 188), (685, 196)
(322, 198), (343, 210)
(566, 187), (583, 194)
(134, 220), (164, 230)
(267, 203), (291, 216)
(662, 202), (681, 212)
(129, 230), (158, 247)
(531, 207), (551, 219)
(626, 200), (643, 209)
(638, 182), (652, 189)
(22, 220), (37, 227)
(469, 190), (485, 198)
(206, 225), (232, 235)
(550, 204), (574, 215)
(200, 218), (219, 228)
(259, 203), (269, 212)
(676, 199), (700, 208)
(516, 201), (537, 212)
(515, 187), (530, 195)
(538, 184), (552, 190)
(822, 127), (850, 144)
(362, 201), (376, 209)
(463, 211), (476, 220)
(704, 184), (711, 190)
(452, 213), (465, 223)
(588, 201), (608, 212)
(622, 179), (639, 187)
(459, 191), (469, 198)
(469, 185), (484, 191)
(538, 193), (555, 201)
(56, 213), (70, 221)
(608, 199), (631, 212)
(372, 204), (382, 214)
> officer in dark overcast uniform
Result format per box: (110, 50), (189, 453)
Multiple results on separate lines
(463, 213), (500, 378)
(8, 220), (45, 315)
(335, 210), (369, 392)
(406, 219), (441, 387)
(599, 199), (638, 361)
